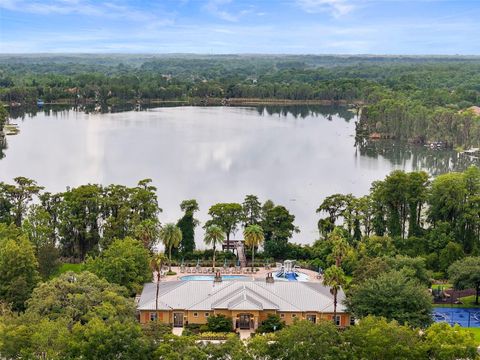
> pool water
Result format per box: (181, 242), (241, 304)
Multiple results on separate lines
(272, 272), (310, 282)
(432, 307), (480, 327)
(180, 275), (247, 281)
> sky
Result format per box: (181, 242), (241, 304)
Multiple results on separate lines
(0, 0), (479, 54)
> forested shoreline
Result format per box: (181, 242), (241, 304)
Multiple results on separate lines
(1, 55), (480, 148)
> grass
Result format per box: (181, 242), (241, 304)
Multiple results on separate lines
(55, 263), (85, 275)
(466, 328), (480, 346)
(434, 295), (480, 309)
(431, 283), (452, 290)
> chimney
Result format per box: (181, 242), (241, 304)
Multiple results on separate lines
(266, 272), (274, 284)
(214, 271), (222, 283)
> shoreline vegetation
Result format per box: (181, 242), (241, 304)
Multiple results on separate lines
(1, 55), (479, 149)
(4, 97), (360, 107)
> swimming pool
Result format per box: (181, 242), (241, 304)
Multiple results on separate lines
(432, 307), (480, 327)
(180, 275), (247, 281)
(272, 272), (310, 282)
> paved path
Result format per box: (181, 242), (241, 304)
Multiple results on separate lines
(172, 327), (184, 336)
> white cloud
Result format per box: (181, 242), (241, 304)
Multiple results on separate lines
(296, 0), (356, 17)
(0, 0), (171, 22)
(203, 0), (254, 22)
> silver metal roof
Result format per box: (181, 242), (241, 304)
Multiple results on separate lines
(137, 279), (347, 313)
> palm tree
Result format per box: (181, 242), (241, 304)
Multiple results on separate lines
(243, 224), (264, 272)
(204, 225), (225, 270)
(159, 223), (182, 272)
(329, 228), (349, 267)
(323, 265), (346, 325)
(150, 253), (167, 323)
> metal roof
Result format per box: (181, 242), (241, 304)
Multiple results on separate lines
(137, 279), (347, 313)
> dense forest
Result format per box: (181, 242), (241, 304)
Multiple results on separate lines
(1, 55), (480, 148)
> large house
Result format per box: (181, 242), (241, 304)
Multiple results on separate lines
(136, 278), (351, 330)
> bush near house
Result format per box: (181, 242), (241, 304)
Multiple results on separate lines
(257, 314), (285, 333)
(207, 314), (233, 332)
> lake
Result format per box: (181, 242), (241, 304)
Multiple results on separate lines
(0, 105), (476, 246)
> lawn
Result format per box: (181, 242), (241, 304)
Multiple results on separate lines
(467, 328), (480, 345)
(54, 263), (85, 276)
(431, 283), (452, 290)
(434, 295), (480, 309)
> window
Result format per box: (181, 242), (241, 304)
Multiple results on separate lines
(193, 312), (198, 317)
(280, 313), (285, 318)
(291, 314), (297, 318)
(149, 312), (157, 322)
(306, 314), (316, 323)
(350, 316), (355, 326)
(205, 312), (210, 317)
(334, 315), (341, 326)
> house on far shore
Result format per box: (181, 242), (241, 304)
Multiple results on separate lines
(136, 277), (352, 331)
(463, 106), (480, 116)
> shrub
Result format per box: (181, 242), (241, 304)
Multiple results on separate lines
(257, 314), (285, 333)
(206, 314), (233, 332)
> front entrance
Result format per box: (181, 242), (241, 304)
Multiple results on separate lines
(173, 312), (184, 327)
(238, 314), (251, 329)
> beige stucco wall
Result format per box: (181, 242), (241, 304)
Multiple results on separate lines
(140, 309), (352, 328)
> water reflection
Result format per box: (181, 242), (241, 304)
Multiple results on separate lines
(0, 105), (478, 244)
(356, 139), (480, 175)
(0, 134), (6, 160)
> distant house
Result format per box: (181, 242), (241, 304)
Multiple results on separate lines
(136, 279), (351, 330)
(465, 106), (480, 116)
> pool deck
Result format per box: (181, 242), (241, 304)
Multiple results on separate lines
(156, 266), (323, 283)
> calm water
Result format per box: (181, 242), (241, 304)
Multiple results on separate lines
(0, 105), (476, 245)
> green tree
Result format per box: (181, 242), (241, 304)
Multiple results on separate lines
(269, 320), (344, 360)
(242, 194), (262, 226)
(448, 257), (480, 304)
(0, 234), (40, 311)
(261, 202), (298, 259)
(439, 242), (464, 273)
(0, 177), (43, 227)
(58, 184), (103, 260)
(86, 237), (151, 295)
(160, 223), (182, 272)
(155, 334), (208, 360)
(322, 265), (346, 322)
(1, 272), (150, 359)
(0, 103), (7, 132)
(329, 227), (350, 267)
(346, 270), (433, 328)
(204, 225), (225, 270)
(244, 224), (264, 272)
(134, 219), (160, 252)
(176, 199), (199, 255)
(344, 316), (426, 360)
(424, 322), (478, 360)
(206, 203), (243, 251)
